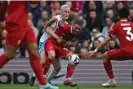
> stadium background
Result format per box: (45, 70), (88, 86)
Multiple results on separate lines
(0, 1), (133, 89)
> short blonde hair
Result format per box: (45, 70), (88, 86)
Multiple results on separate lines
(61, 4), (70, 10)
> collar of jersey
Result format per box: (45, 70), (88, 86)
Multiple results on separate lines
(120, 20), (127, 21)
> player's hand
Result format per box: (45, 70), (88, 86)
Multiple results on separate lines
(0, 21), (5, 29)
(56, 37), (62, 44)
(86, 51), (97, 58)
(56, 37), (68, 47)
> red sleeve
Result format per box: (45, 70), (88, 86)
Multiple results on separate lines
(0, 1), (8, 21)
(109, 24), (116, 37)
(58, 20), (71, 32)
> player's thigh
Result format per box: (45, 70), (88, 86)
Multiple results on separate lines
(26, 43), (38, 56)
(107, 49), (131, 60)
(45, 40), (56, 59)
(5, 23), (26, 58)
(22, 25), (36, 45)
(6, 23), (26, 47)
(4, 44), (17, 59)
(52, 59), (61, 72)
(57, 47), (70, 59)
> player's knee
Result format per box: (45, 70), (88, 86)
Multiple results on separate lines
(5, 51), (16, 59)
(54, 67), (61, 73)
(48, 53), (55, 60)
(102, 52), (110, 61)
(40, 59), (45, 65)
(27, 43), (38, 56)
(48, 55), (55, 60)
(29, 48), (38, 56)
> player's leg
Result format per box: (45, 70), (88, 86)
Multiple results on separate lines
(26, 43), (46, 85)
(102, 49), (133, 87)
(102, 52), (117, 87)
(0, 23), (23, 68)
(47, 58), (61, 82)
(58, 48), (78, 87)
(64, 53), (77, 87)
(43, 50), (55, 76)
(0, 44), (17, 68)
(43, 40), (57, 77)
(29, 42), (47, 86)
(25, 25), (58, 89)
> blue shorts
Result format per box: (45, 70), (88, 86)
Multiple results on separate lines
(38, 40), (47, 54)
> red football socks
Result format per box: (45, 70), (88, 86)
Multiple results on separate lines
(104, 60), (114, 79)
(29, 55), (46, 85)
(0, 54), (9, 68)
(43, 57), (52, 75)
(66, 64), (75, 78)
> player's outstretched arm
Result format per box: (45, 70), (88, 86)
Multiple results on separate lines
(45, 26), (61, 43)
(86, 37), (111, 58)
(44, 17), (57, 31)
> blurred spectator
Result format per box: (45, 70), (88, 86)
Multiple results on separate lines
(102, 1), (117, 25)
(108, 40), (119, 50)
(86, 10), (103, 31)
(103, 1), (115, 9)
(54, 9), (61, 15)
(115, 1), (128, 16)
(129, 8), (133, 22)
(40, 1), (51, 17)
(83, 1), (103, 18)
(116, 1), (125, 10)
(83, 40), (90, 50)
(51, 1), (61, 16)
(72, 1), (85, 15)
(28, 3), (41, 27)
(129, 1), (133, 8)
(106, 9), (118, 23)
(102, 17), (114, 38)
(37, 10), (49, 31)
(68, 8), (80, 23)
(65, 1), (72, 8)
(90, 27), (104, 48)
(91, 39), (100, 50)
(79, 48), (88, 58)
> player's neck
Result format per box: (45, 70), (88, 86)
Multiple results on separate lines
(120, 18), (128, 21)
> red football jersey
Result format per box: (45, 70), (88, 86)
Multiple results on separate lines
(6, 1), (29, 26)
(49, 20), (76, 42)
(109, 20), (133, 49)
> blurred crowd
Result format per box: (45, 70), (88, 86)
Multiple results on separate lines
(1, 1), (133, 58)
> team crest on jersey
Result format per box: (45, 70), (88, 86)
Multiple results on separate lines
(58, 20), (64, 27)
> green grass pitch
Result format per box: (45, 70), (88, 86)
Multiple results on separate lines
(0, 84), (132, 89)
